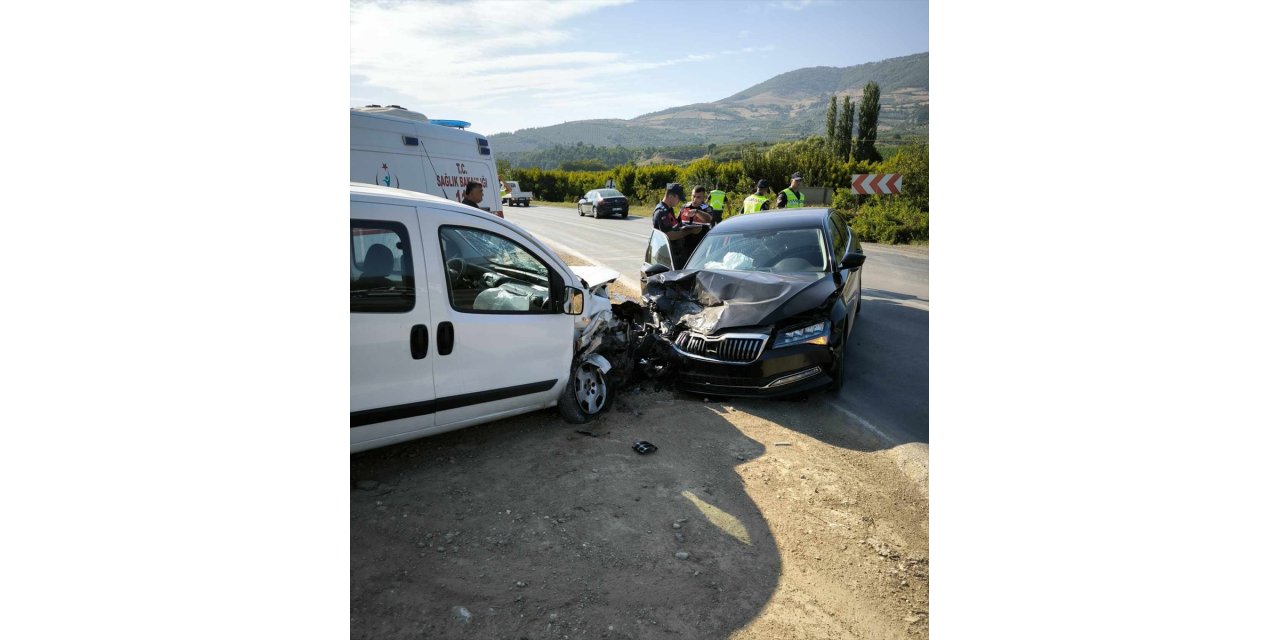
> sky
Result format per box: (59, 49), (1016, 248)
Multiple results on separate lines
(351, 0), (928, 136)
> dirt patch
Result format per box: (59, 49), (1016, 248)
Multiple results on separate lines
(351, 389), (929, 639)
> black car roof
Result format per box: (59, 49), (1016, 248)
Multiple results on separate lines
(712, 208), (832, 233)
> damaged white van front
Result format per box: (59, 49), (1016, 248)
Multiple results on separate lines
(351, 183), (618, 452)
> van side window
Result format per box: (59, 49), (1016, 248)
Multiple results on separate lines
(351, 220), (414, 313)
(439, 226), (555, 314)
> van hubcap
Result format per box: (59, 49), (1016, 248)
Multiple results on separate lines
(574, 364), (607, 414)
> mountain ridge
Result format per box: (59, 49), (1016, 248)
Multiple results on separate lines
(489, 52), (928, 154)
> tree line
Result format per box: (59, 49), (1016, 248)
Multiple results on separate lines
(502, 82), (929, 244)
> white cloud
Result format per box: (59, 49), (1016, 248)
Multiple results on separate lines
(350, 0), (771, 134)
(768, 0), (834, 11)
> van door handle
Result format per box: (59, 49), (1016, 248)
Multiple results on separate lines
(437, 321), (454, 356)
(410, 324), (429, 360)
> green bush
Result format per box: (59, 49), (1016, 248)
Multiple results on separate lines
(839, 197), (929, 244)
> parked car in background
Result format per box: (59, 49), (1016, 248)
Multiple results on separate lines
(577, 188), (630, 219)
(640, 209), (865, 396)
(351, 183), (619, 452)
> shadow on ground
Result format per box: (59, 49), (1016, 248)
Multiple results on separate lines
(351, 400), (782, 640)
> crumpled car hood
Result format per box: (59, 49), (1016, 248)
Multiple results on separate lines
(643, 269), (837, 334)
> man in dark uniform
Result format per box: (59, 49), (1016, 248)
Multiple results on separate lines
(681, 185), (716, 226)
(653, 183), (704, 269)
(461, 181), (484, 208)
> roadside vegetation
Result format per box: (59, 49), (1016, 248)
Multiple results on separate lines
(500, 86), (928, 245)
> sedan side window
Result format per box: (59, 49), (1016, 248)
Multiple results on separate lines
(646, 230), (673, 270)
(829, 214), (850, 261)
(439, 226), (556, 313)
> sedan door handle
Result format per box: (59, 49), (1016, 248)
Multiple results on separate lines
(437, 321), (455, 356)
(410, 324), (429, 360)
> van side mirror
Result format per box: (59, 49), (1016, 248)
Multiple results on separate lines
(643, 263), (670, 277)
(840, 252), (866, 269)
(563, 287), (585, 315)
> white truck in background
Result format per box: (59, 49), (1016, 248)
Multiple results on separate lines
(502, 181), (533, 208)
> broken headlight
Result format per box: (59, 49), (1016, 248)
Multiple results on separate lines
(772, 320), (829, 349)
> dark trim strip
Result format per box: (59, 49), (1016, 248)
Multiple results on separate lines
(350, 379), (557, 428)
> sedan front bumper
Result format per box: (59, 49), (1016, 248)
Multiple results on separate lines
(674, 342), (837, 398)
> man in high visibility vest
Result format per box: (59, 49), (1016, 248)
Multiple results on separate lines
(707, 183), (727, 223)
(776, 172), (806, 209)
(743, 180), (771, 214)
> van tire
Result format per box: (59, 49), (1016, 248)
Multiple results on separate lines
(558, 359), (610, 423)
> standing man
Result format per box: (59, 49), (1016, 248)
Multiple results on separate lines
(707, 183), (727, 223)
(681, 185), (716, 226)
(743, 180), (771, 214)
(653, 183), (703, 268)
(461, 181), (484, 208)
(776, 172), (806, 209)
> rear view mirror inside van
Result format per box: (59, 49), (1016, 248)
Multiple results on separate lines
(564, 287), (585, 315)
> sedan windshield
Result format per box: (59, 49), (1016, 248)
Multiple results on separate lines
(685, 228), (829, 273)
(598, 189), (624, 198)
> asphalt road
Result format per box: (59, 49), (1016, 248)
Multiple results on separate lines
(502, 204), (929, 444)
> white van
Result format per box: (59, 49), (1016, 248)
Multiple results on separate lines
(351, 105), (504, 217)
(351, 183), (618, 453)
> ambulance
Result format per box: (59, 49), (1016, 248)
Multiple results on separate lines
(351, 105), (504, 217)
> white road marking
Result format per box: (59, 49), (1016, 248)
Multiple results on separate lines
(822, 399), (901, 446)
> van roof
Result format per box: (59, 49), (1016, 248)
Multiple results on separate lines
(351, 106), (471, 130)
(352, 105), (429, 121)
(350, 183), (548, 254)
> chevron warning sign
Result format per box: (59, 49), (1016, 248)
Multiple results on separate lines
(850, 174), (903, 195)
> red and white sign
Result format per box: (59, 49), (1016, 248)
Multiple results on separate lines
(850, 173), (903, 195)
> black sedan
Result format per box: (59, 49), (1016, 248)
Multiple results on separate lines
(640, 209), (865, 396)
(577, 189), (630, 219)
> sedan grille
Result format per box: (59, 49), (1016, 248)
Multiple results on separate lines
(674, 332), (765, 363)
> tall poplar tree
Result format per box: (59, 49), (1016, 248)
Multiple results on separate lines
(854, 81), (882, 162)
(825, 95), (837, 144)
(837, 95), (853, 160)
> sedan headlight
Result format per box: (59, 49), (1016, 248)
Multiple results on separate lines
(772, 321), (829, 349)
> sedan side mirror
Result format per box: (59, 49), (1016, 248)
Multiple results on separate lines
(563, 287), (585, 315)
(643, 263), (670, 277)
(840, 252), (866, 269)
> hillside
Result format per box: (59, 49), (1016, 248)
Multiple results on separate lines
(489, 52), (928, 155)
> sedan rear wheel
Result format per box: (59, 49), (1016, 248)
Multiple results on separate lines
(592, 205), (600, 219)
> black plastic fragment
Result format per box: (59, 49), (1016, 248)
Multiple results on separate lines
(632, 441), (657, 455)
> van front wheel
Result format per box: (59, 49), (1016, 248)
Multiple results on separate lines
(558, 359), (610, 423)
